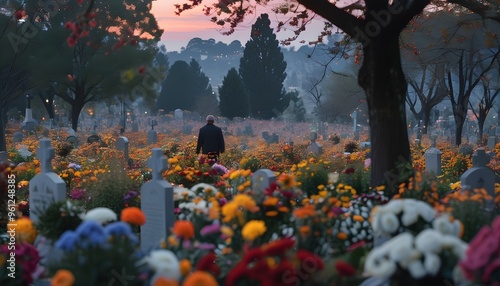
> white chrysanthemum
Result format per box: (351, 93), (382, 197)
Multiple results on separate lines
(452, 220), (462, 237)
(414, 201), (435, 222)
(388, 233), (414, 262)
(193, 199), (209, 214)
(82, 207), (117, 224)
(433, 214), (455, 235)
(383, 199), (405, 214)
(415, 229), (442, 253)
(407, 260), (427, 279)
(441, 235), (468, 258)
(190, 183), (218, 194)
(328, 172), (340, 183)
(179, 202), (195, 211)
(146, 250), (180, 280)
(380, 213), (399, 234)
(423, 252), (441, 276)
(364, 254), (397, 278)
(173, 186), (195, 199)
(401, 207), (419, 226)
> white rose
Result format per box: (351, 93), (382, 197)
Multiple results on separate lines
(146, 250), (180, 280)
(380, 213), (399, 234)
(82, 207), (117, 224)
(415, 201), (435, 222)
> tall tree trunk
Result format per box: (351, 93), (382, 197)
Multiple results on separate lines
(71, 86), (86, 132)
(478, 116), (485, 145)
(455, 116), (465, 146)
(453, 103), (467, 146)
(423, 108), (431, 134)
(358, 35), (411, 190)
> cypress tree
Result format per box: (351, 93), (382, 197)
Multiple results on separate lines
(219, 68), (249, 119)
(239, 13), (289, 119)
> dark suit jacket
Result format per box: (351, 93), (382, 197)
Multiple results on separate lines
(196, 123), (225, 154)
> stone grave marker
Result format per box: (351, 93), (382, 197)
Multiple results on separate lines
(488, 136), (497, 150)
(13, 132), (24, 143)
(66, 135), (78, 147)
(243, 124), (253, 136)
(174, 109), (183, 120)
(425, 147), (442, 175)
(22, 94), (37, 132)
(182, 125), (192, 135)
(29, 139), (66, 224)
(460, 148), (495, 196)
(87, 134), (100, 144)
(115, 136), (129, 162)
(252, 169), (276, 198)
(360, 142), (371, 150)
(140, 148), (174, 251)
(306, 142), (323, 155)
(147, 120), (158, 145)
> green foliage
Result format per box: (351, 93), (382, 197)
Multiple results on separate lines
(450, 199), (497, 242)
(240, 157), (261, 172)
(157, 59), (212, 112)
(239, 13), (289, 119)
(35, 200), (84, 242)
(85, 160), (140, 215)
(296, 161), (329, 196)
(219, 68), (249, 119)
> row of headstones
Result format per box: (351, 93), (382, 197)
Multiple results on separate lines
(27, 139), (280, 252)
(425, 145), (497, 198)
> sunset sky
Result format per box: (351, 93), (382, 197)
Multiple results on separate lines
(152, 0), (327, 52)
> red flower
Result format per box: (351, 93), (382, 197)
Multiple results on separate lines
(14, 10), (24, 20)
(347, 240), (366, 252)
(262, 237), (295, 256)
(264, 182), (280, 196)
(129, 39), (138, 45)
(77, 0), (84, 4)
(297, 250), (324, 277)
(67, 74), (74, 81)
(196, 251), (221, 276)
(334, 260), (357, 277)
(137, 66), (145, 74)
(67, 37), (77, 47)
(344, 167), (355, 174)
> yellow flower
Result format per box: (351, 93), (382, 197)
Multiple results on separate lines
(221, 202), (239, 222)
(242, 220), (267, 241)
(353, 215), (364, 222)
(263, 197), (279, 206)
(220, 226), (234, 237)
(265, 211), (278, 217)
(13, 217), (37, 244)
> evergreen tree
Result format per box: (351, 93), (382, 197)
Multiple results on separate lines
(157, 59), (212, 112)
(239, 13), (288, 119)
(219, 68), (249, 119)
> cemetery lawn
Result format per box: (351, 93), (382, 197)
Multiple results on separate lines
(2, 122), (500, 286)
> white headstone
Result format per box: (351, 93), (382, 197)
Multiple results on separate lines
(252, 169), (276, 196)
(147, 129), (158, 145)
(425, 147), (442, 175)
(140, 148), (174, 251)
(13, 132), (24, 143)
(115, 136), (129, 162)
(29, 139), (66, 224)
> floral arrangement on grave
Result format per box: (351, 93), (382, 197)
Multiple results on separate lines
(0, 161), (15, 235)
(49, 220), (146, 286)
(35, 200), (85, 242)
(364, 199), (467, 284)
(0, 242), (43, 286)
(460, 216), (500, 286)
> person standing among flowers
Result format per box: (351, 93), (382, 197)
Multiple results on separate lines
(196, 115), (225, 162)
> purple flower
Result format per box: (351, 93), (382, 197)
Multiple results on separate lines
(211, 163), (228, 175)
(124, 190), (138, 201)
(218, 198), (227, 207)
(331, 207), (344, 216)
(197, 243), (215, 250)
(70, 189), (86, 200)
(174, 208), (181, 214)
(68, 163), (81, 170)
(200, 224), (220, 236)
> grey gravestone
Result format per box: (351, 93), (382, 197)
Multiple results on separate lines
(469, 135), (478, 145)
(147, 130), (158, 145)
(425, 147), (442, 175)
(243, 125), (253, 136)
(488, 136), (497, 150)
(182, 125), (192, 135)
(66, 135), (78, 147)
(174, 109), (183, 120)
(22, 94), (37, 132)
(13, 132), (24, 143)
(310, 132), (318, 142)
(460, 148), (494, 196)
(87, 134), (100, 144)
(306, 142), (323, 155)
(354, 130), (360, 141)
(131, 122), (139, 132)
(29, 139), (66, 224)
(140, 148), (174, 251)
(115, 136), (129, 162)
(252, 169), (276, 197)
(236, 128), (242, 136)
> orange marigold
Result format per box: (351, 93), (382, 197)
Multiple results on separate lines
(121, 207), (146, 226)
(183, 271), (218, 286)
(180, 259), (192, 276)
(172, 220), (195, 240)
(153, 277), (179, 286)
(51, 269), (75, 286)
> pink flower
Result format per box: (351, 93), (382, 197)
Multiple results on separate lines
(482, 258), (500, 283)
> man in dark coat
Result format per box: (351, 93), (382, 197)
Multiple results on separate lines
(196, 115), (225, 158)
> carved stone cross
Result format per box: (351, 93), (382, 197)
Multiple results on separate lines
(147, 148), (168, 180)
(37, 139), (55, 173)
(472, 148), (491, 167)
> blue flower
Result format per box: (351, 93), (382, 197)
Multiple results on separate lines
(76, 221), (107, 248)
(68, 163), (81, 170)
(105, 222), (139, 245)
(55, 231), (79, 251)
(105, 222), (133, 237)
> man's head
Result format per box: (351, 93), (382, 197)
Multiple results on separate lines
(206, 115), (215, 123)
